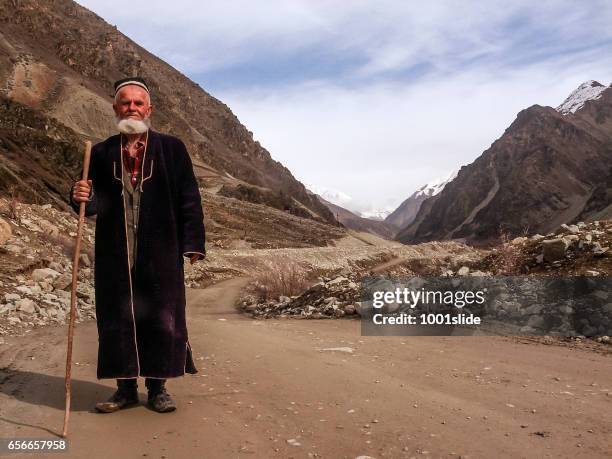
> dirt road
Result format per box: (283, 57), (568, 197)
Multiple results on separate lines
(0, 277), (610, 458)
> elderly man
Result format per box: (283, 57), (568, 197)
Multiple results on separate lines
(70, 77), (206, 413)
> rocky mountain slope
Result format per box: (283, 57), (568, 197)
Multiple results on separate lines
(386, 170), (457, 232)
(0, 0), (335, 224)
(398, 81), (612, 244)
(0, 97), (84, 209)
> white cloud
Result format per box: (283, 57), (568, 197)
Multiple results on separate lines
(77, 0), (612, 75)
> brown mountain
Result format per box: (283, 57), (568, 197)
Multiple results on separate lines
(397, 81), (612, 244)
(0, 0), (335, 225)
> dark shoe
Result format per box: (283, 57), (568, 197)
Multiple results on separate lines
(95, 389), (139, 413)
(147, 388), (176, 413)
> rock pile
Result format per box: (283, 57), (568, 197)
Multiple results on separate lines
(519, 221), (611, 274)
(240, 276), (362, 319)
(540, 222), (609, 262)
(0, 201), (95, 335)
(478, 220), (611, 276)
(0, 268), (95, 335)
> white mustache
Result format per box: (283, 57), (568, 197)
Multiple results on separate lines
(116, 117), (151, 134)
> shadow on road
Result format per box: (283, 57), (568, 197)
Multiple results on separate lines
(0, 367), (130, 436)
(0, 367), (129, 412)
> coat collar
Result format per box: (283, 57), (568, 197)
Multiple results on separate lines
(112, 129), (160, 192)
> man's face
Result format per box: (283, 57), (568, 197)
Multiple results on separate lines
(113, 85), (152, 121)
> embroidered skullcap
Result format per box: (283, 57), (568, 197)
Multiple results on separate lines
(113, 77), (149, 95)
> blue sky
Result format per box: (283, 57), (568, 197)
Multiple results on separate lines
(77, 0), (612, 215)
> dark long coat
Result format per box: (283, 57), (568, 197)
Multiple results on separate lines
(70, 130), (205, 379)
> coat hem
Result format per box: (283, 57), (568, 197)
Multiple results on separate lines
(97, 373), (191, 380)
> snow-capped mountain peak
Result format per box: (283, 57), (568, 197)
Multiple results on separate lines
(359, 208), (393, 221)
(306, 182), (393, 221)
(414, 170), (458, 198)
(305, 183), (353, 207)
(384, 169), (459, 230)
(556, 80), (607, 115)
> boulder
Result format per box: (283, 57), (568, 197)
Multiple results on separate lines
(39, 281), (54, 292)
(53, 274), (72, 291)
(79, 253), (91, 267)
(542, 238), (568, 262)
(5, 244), (22, 254)
(48, 261), (64, 272)
(4, 293), (21, 302)
(32, 268), (61, 283)
(16, 298), (36, 314)
(0, 217), (11, 245)
(558, 223), (579, 234)
(40, 220), (59, 237)
(523, 304), (544, 315)
(592, 242), (609, 256)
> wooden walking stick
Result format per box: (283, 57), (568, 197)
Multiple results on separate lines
(62, 141), (92, 438)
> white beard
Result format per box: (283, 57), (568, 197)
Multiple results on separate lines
(116, 117), (151, 134)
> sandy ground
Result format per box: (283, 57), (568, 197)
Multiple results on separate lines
(0, 277), (611, 459)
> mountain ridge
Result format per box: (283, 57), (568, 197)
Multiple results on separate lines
(397, 81), (612, 244)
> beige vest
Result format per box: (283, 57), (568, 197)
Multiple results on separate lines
(122, 164), (141, 270)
